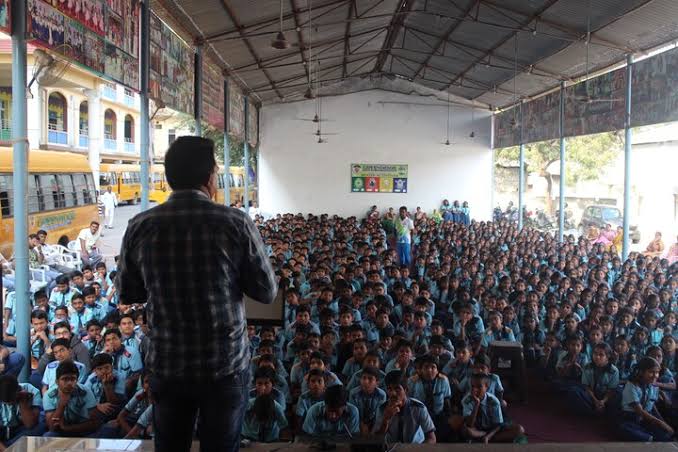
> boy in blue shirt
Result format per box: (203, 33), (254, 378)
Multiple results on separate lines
(0, 375), (44, 447)
(99, 328), (143, 396)
(302, 385), (360, 438)
(43, 361), (99, 437)
(82, 286), (107, 323)
(49, 274), (76, 307)
(295, 368), (326, 433)
(242, 393), (288, 442)
(250, 367), (287, 410)
(408, 355), (452, 429)
(41, 338), (88, 394)
(29, 310), (50, 367)
(69, 293), (93, 338)
(349, 366), (387, 435)
(346, 352), (384, 392)
(481, 311), (516, 348)
(454, 373), (525, 442)
(373, 370), (436, 444)
(342, 338), (368, 381)
(85, 353), (126, 423)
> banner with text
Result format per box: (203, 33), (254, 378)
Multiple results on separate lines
(201, 58), (224, 130)
(632, 46), (678, 128)
(27, 0), (140, 90)
(228, 83), (245, 140)
(351, 163), (408, 193)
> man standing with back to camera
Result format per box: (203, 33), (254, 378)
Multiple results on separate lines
(116, 136), (277, 452)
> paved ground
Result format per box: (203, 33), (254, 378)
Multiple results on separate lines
(98, 203), (155, 266)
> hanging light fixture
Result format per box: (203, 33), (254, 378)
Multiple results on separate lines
(304, 0), (315, 99)
(469, 100), (476, 138)
(271, 0), (290, 49)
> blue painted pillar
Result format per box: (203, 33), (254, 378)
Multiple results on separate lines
(243, 97), (250, 209)
(223, 77), (230, 204)
(558, 81), (566, 242)
(518, 103), (524, 230)
(194, 45), (203, 137)
(139, 0), (150, 211)
(622, 54), (633, 260)
(11, 0), (30, 382)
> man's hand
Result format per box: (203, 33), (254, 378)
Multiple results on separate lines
(51, 417), (62, 431)
(101, 371), (114, 384)
(383, 401), (401, 421)
(57, 390), (72, 407)
(97, 403), (116, 415)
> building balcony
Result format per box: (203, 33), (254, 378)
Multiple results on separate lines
(47, 127), (68, 145)
(102, 85), (117, 101)
(79, 133), (89, 148)
(104, 135), (117, 151)
(124, 138), (136, 153)
(124, 95), (136, 108)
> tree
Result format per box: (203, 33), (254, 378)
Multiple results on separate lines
(495, 131), (622, 213)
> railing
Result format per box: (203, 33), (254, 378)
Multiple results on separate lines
(124, 138), (135, 153)
(0, 119), (10, 141)
(47, 125), (68, 145)
(102, 85), (117, 101)
(78, 133), (89, 148)
(124, 94), (136, 108)
(104, 134), (117, 151)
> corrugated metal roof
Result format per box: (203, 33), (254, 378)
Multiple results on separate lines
(156, 0), (678, 106)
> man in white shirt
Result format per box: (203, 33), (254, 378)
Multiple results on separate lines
(395, 206), (415, 267)
(100, 186), (118, 229)
(78, 221), (103, 266)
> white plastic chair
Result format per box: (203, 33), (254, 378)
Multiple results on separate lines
(29, 268), (48, 293)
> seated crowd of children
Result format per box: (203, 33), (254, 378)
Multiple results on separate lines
(0, 205), (676, 447)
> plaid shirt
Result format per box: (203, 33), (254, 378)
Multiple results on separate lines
(116, 190), (277, 380)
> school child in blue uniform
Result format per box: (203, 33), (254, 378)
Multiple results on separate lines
(385, 341), (416, 378)
(82, 320), (103, 360)
(30, 311), (50, 366)
(349, 366), (387, 435)
(618, 357), (674, 441)
(341, 338), (368, 381)
(555, 335), (589, 391)
(242, 393), (288, 442)
(407, 355), (452, 437)
(453, 373), (525, 442)
(346, 352), (384, 392)
(49, 274), (76, 307)
(302, 385), (360, 438)
(569, 343), (620, 415)
(373, 370), (436, 444)
(443, 340), (473, 393)
(614, 336), (637, 383)
(69, 293), (93, 338)
(99, 329), (143, 396)
(481, 311), (516, 348)
(43, 361), (99, 437)
(517, 314), (545, 367)
(41, 338), (88, 393)
(301, 352), (341, 394)
(295, 368), (326, 433)
(84, 353), (126, 424)
(250, 364), (287, 410)
(0, 375), (45, 446)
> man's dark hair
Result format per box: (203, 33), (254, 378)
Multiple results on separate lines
(324, 385), (347, 409)
(165, 136), (217, 190)
(81, 286), (97, 297)
(56, 361), (79, 380)
(254, 366), (276, 383)
(53, 321), (72, 334)
(91, 353), (114, 369)
(55, 274), (70, 285)
(103, 328), (122, 340)
(52, 338), (71, 351)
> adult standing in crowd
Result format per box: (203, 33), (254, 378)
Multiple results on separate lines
(116, 136), (277, 452)
(100, 186), (119, 229)
(395, 206), (414, 267)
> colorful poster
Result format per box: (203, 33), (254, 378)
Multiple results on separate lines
(248, 103), (258, 147)
(564, 68), (625, 137)
(149, 12), (194, 115)
(522, 91), (559, 145)
(27, 0), (139, 90)
(632, 46), (678, 128)
(201, 60), (224, 130)
(492, 106), (521, 149)
(229, 83), (245, 140)
(0, 0), (10, 34)
(350, 163), (408, 193)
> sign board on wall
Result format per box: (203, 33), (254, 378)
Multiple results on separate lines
(248, 103), (258, 147)
(229, 83), (245, 140)
(632, 46), (678, 128)
(493, 107), (521, 149)
(27, 0), (140, 90)
(564, 68), (625, 137)
(351, 163), (408, 193)
(149, 12), (194, 115)
(201, 58), (224, 130)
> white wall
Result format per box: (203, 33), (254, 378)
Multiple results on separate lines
(259, 90), (493, 219)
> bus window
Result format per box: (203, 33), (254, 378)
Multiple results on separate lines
(27, 175), (41, 213)
(228, 174), (234, 188)
(85, 173), (96, 204)
(100, 172), (115, 187)
(237, 175), (244, 187)
(58, 174), (77, 207)
(132, 172), (140, 183)
(217, 174), (224, 189)
(73, 173), (91, 205)
(0, 174), (12, 217)
(38, 174), (59, 210)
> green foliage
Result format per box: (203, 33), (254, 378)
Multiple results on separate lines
(495, 131), (622, 184)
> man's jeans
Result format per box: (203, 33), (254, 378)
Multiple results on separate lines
(151, 368), (249, 452)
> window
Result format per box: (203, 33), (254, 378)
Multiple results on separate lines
(131, 172), (140, 183)
(48, 92), (67, 131)
(85, 174), (96, 203)
(168, 129), (176, 145)
(58, 174), (77, 207)
(124, 115), (134, 142)
(104, 109), (117, 139)
(38, 174), (59, 210)
(27, 175), (41, 213)
(0, 174), (13, 217)
(100, 172), (115, 187)
(217, 174), (224, 189)
(591, 207), (602, 220)
(73, 173), (91, 205)
(228, 173), (234, 188)
(79, 101), (89, 135)
(124, 88), (133, 97)
(602, 207), (621, 221)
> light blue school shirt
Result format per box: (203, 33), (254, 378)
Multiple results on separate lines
(0, 383), (41, 428)
(622, 381), (659, 413)
(349, 387), (386, 424)
(42, 383), (97, 424)
(242, 398), (288, 442)
(372, 398), (435, 444)
(461, 392), (503, 430)
(302, 401), (360, 437)
(42, 360), (88, 388)
(84, 370), (126, 402)
(408, 376), (452, 415)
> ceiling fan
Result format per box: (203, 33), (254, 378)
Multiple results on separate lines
(573, 0), (623, 104)
(441, 91), (458, 146)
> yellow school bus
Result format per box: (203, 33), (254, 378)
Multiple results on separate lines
(0, 148), (99, 257)
(99, 163), (142, 204)
(150, 165), (257, 206)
